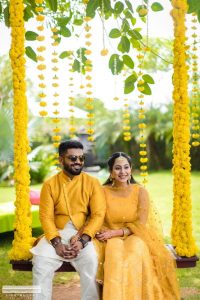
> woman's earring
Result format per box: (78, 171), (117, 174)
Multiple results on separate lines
(110, 176), (115, 186)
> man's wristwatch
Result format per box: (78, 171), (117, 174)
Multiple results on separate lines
(79, 237), (88, 248)
(50, 237), (61, 248)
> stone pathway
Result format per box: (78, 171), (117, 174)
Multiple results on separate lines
(52, 282), (200, 300)
(52, 282), (80, 300)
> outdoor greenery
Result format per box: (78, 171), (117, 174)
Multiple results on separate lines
(0, 0), (199, 95)
(0, 171), (199, 299)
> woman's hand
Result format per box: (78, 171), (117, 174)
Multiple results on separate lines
(95, 230), (114, 241)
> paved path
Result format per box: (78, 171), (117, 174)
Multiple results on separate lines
(52, 282), (200, 300)
(52, 282), (80, 300)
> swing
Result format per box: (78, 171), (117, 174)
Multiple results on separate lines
(8, 0), (199, 274)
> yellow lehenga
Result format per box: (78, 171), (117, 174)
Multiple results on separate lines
(95, 184), (180, 300)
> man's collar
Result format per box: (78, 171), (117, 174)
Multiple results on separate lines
(60, 170), (81, 182)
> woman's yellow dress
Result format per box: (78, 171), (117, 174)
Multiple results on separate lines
(97, 184), (180, 300)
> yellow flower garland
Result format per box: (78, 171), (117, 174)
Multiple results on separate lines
(171, 0), (197, 257)
(190, 14), (199, 147)
(9, 0), (35, 260)
(84, 17), (95, 142)
(137, 51), (148, 185)
(68, 53), (77, 139)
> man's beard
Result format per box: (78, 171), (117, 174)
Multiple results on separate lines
(63, 163), (83, 176)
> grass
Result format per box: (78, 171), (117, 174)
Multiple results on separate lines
(0, 171), (200, 299)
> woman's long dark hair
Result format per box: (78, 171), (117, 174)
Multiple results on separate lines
(103, 152), (137, 185)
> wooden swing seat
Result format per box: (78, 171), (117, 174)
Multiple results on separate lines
(10, 244), (199, 271)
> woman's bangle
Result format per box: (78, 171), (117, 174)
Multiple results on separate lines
(122, 227), (130, 236)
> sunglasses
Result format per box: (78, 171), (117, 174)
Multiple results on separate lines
(65, 155), (85, 162)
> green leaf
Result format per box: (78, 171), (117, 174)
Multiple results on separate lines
(0, 2), (2, 14)
(4, 5), (10, 27)
(118, 36), (130, 53)
(142, 74), (155, 84)
(198, 10), (200, 23)
(125, 0), (133, 12)
(109, 54), (123, 75)
(126, 72), (138, 83)
(124, 72), (137, 94)
(46, 0), (57, 12)
(73, 19), (83, 26)
(60, 26), (71, 37)
(25, 31), (38, 41)
(24, 5), (34, 21)
(140, 82), (152, 95)
(122, 55), (134, 68)
(129, 29), (142, 40)
(109, 28), (121, 38)
(122, 19), (130, 32)
(59, 51), (72, 59)
(123, 9), (133, 19)
(77, 47), (87, 57)
(187, 0), (200, 13)
(130, 17), (136, 26)
(86, 0), (99, 18)
(130, 38), (140, 49)
(114, 1), (124, 14)
(151, 2), (163, 12)
(25, 46), (37, 62)
(25, 0), (36, 9)
(101, 0), (112, 19)
(73, 59), (80, 72)
(57, 17), (70, 27)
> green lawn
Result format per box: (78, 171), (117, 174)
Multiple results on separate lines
(0, 171), (199, 299)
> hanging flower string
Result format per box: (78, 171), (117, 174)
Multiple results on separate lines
(35, 0), (48, 117)
(9, 0), (35, 260)
(113, 57), (119, 101)
(190, 13), (199, 147)
(84, 17), (95, 142)
(122, 70), (131, 142)
(100, 0), (109, 56)
(68, 52), (77, 139)
(137, 49), (148, 185)
(51, 27), (61, 154)
(171, 0), (197, 257)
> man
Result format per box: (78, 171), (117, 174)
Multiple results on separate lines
(31, 140), (106, 300)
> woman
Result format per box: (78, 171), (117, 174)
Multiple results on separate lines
(95, 152), (180, 300)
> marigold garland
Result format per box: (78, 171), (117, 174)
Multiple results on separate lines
(35, 0), (48, 117)
(137, 50), (148, 185)
(84, 17), (95, 142)
(9, 0), (35, 260)
(68, 53), (77, 139)
(171, 0), (197, 257)
(190, 13), (200, 147)
(51, 27), (61, 155)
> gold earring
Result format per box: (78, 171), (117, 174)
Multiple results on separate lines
(112, 178), (115, 187)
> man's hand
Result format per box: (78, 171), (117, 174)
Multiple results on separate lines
(70, 240), (83, 252)
(95, 230), (113, 241)
(55, 243), (77, 259)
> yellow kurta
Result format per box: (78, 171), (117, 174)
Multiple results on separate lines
(39, 171), (106, 241)
(98, 184), (180, 300)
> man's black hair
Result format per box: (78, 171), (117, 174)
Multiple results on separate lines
(58, 140), (84, 156)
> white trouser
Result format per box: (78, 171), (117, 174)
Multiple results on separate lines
(31, 222), (100, 300)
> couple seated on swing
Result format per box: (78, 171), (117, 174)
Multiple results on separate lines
(31, 140), (180, 300)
